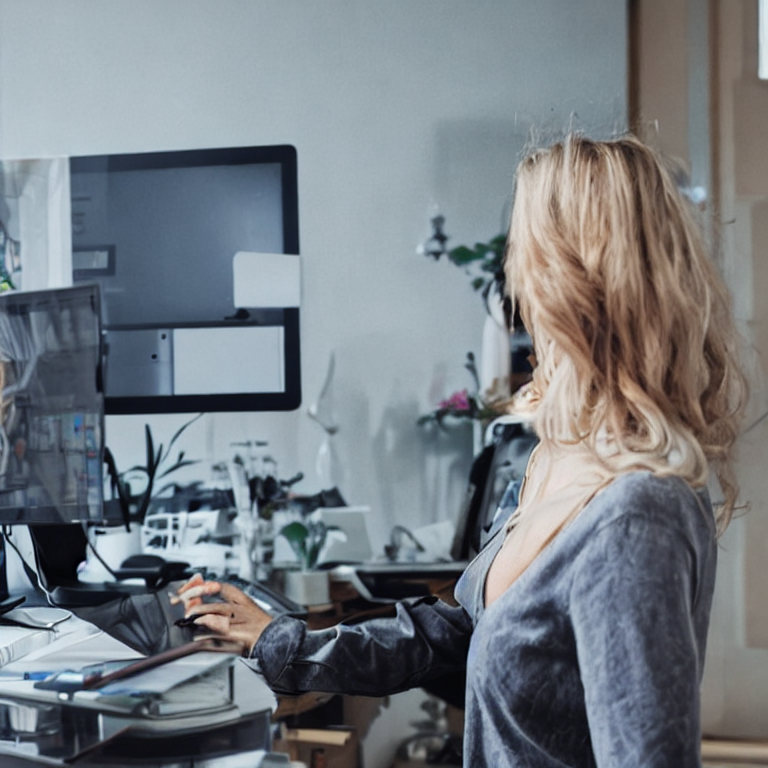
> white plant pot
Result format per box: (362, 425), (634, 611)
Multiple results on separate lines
(79, 524), (142, 583)
(284, 569), (330, 606)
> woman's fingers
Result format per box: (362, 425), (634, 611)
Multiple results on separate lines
(170, 577), (222, 609)
(171, 576), (273, 656)
(188, 601), (235, 619)
(192, 613), (231, 635)
(188, 595), (273, 655)
(172, 578), (244, 607)
(218, 582), (251, 604)
(189, 604), (269, 655)
(175, 573), (205, 594)
(189, 599), (262, 625)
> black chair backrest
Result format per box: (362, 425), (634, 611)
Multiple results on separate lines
(451, 420), (538, 561)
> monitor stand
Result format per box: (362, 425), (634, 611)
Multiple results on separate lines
(27, 524), (186, 608)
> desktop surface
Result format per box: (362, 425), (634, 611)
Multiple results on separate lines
(0, 607), (278, 767)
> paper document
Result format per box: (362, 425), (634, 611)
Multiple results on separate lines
(96, 651), (233, 696)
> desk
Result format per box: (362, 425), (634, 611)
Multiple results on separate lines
(1, 563), (467, 766)
(0, 610), (281, 767)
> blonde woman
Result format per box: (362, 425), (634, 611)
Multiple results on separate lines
(175, 135), (747, 767)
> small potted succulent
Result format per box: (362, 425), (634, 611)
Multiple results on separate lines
(278, 519), (338, 606)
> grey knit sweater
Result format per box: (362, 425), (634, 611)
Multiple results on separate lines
(249, 471), (716, 767)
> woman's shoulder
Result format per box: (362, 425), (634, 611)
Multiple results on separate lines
(565, 470), (719, 614)
(582, 470), (716, 544)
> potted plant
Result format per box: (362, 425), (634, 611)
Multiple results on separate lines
(83, 415), (202, 582)
(446, 233), (507, 301)
(103, 414), (202, 528)
(277, 519), (338, 606)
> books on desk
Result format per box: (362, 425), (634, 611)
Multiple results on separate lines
(79, 651), (236, 716)
(0, 640), (243, 761)
(29, 638), (243, 717)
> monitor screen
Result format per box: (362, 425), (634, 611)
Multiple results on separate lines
(69, 145), (301, 414)
(0, 284), (104, 525)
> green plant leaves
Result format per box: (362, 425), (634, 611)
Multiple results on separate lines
(445, 233), (507, 298)
(106, 413), (203, 524)
(278, 521), (309, 565)
(447, 244), (481, 266)
(278, 520), (339, 570)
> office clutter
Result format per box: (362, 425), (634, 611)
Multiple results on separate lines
(272, 725), (359, 768)
(100, 422), (373, 606)
(391, 696), (462, 767)
(91, 410), (481, 616)
(32, 639), (237, 709)
(418, 352), (502, 428)
(78, 416), (204, 583)
(0, 610), (277, 765)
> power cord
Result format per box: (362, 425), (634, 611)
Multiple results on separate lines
(1, 526), (55, 606)
(80, 521), (120, 580)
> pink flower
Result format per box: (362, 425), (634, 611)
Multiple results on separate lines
(439, 390), (471, 411)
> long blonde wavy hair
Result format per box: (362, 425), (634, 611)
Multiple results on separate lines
(506, 134), (747, 531)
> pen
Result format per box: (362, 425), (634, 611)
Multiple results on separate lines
(0, 671), (55, 681)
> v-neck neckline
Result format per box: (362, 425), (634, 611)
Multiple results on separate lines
(481, 471), (617, 614)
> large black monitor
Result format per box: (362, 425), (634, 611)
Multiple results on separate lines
(69, 145), (301, 415)
(0, 284), (104, 526)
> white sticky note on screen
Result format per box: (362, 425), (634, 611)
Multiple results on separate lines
(173, 326), (284, 395)
(233, 251), (301, 308)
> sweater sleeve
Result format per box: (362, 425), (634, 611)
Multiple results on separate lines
(248, 595), (473, 696)
(569, 510), (711, 768)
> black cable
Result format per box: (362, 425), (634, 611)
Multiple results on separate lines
(1, 527), (53, 605)
(80, 521), (120, 580)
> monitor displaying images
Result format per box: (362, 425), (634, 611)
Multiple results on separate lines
(0, 284), (104, 525)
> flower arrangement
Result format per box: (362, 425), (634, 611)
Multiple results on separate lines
(418, 352), (501, 427)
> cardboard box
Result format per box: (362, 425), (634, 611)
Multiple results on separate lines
(272, 725), (359, 768)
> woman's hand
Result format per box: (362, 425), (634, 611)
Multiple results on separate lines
(171, 573), (273, 657)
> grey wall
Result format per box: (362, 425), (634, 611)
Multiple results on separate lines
(0, 0), (627, 550)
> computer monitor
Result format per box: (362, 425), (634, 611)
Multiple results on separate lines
(69, 144), (301, 415)
(0, 284), (104, 526)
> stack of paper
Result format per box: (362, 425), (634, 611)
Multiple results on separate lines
(90, 651), (235, 716)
